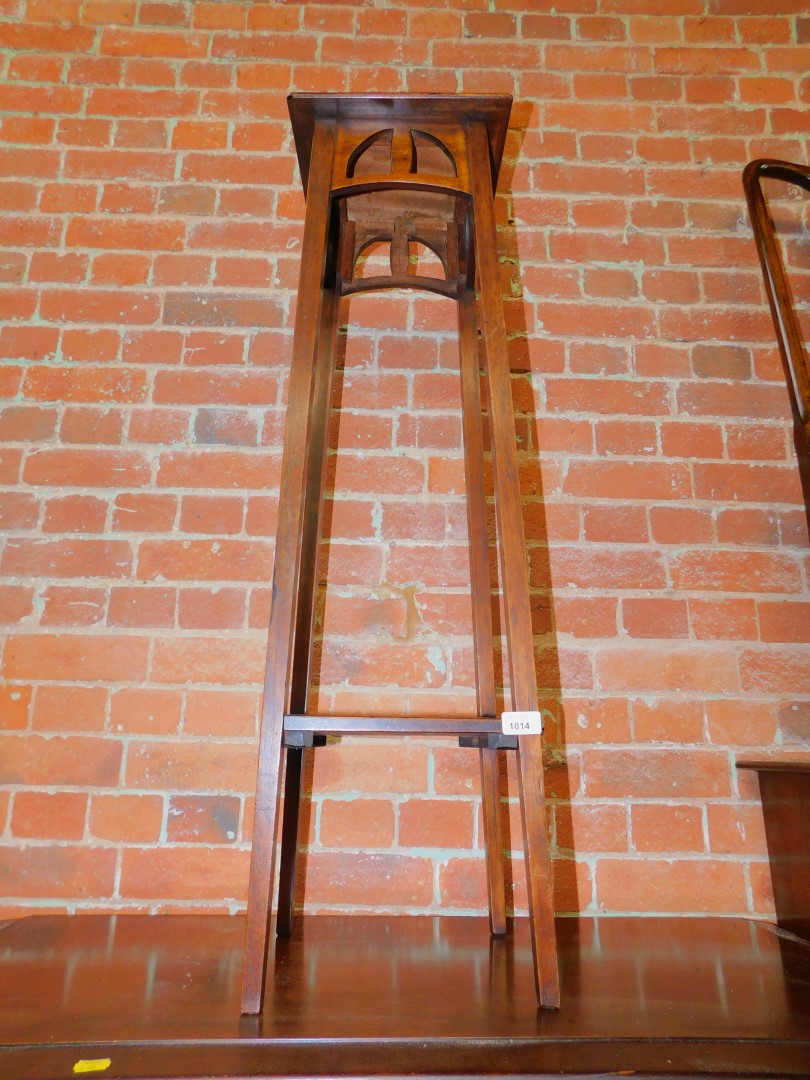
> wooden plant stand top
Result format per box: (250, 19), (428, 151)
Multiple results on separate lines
(241, 94), (559, 1016)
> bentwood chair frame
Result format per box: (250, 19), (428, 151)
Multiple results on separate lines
(744, 158), (810, 526)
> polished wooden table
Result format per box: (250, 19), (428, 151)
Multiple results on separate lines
(1, 914), (809, 1078)
(739, 761), (810, 945)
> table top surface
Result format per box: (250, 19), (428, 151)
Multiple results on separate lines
(1, 913), (809, 1078)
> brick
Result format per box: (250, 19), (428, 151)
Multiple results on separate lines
(112, 493), (177, 532)
(181, 151), (294, 186)
(669, 550), (802, 593)
(438, 856), (487, 910)
(163, 292), (283, 328)
(0, 685), (32, 730)
(311, 744), (428, 796)
(758, 601), (810, 643)
(689, 597), (758, 641)
(633, 699), (704, 743)
(31, 685), (107, 732)
(660, 422), (723, 459)
(178, 587), (246, 629)
(183, 331), (247, 366)
(24, 444), (151, 488)
(67, 215), (184, 251)
(64, 149), (173, 182)
(319, 642), (448, 690)
(167, 795), (240, 843)
(562, 698), (631, 744)
(586, 747), (731, 799)
(0, 734), (121, 786)
(707, 803), (767, 856)
(306, 852), (432, 907)
(596, 647), (738, 693)
(193, 3), (245, 30)
(333, 456), (424, 496)
(399, 798), (474, 849)
(129, 409), (189, 446)
(741, 648), (810, 694)
(631, 804), (704, 853)
(4, 634), (148, 683)
(546, 547), (666, 590)
(154, 370), (276, 405)
(0, 287), (37, 321)
(0, 447), (22, 483)
(180, 494), (245, 533)
(0, 491), (39, 531)
(0, 584), (34, 624)
(1, 538), (132, 578)
(726, 424), (787, 462)
(716, 508), (780, 547)
(119, 847), (249, 900)
(138, 539), (271, 582)
(184, 689), (257, 737)
(583, 506), (649, 543)
(24, 367), (147, 404)
(60, 329), (122, 363)
(0, 846), (116, 899)
(108, 586), (176, 628)
(89, 793), (164, 844)
(41, 585), (106, 626)
(157, 450), (280, 490)
(11, 791), (87, 840)
(596, 859), (747, 914)
(705, 699), (777, 747)
(61, 406), (125, 445)
(100, 27), (207, 57)
(621, 598), (689, 639)
(556, 803), (628, 854)
(150, 636), (264, 685)
(122, 329), (183, 365)
(109, 688), (182, 735)
(126, 738), (256, 792)
(694, 463), (801, 505)
(563, 461), (691, 501)
(319, 798), (395, 849)
(214, 254), (273, 286)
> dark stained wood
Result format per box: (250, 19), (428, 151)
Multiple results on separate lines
(739, 760), (810, 943)
(743, 159), (810, 525)
(467, 117), (559, 1008)
(2, 913), (810, 1079)
(458, 287), (507, 936)
(241, 117), (337, 1016)
(289, 93), (512, 195)
(739, 760), (810, 774)
(285, 714), (504, 737)
(244, 93), (559, 1016)
(276, 277), (343, 938)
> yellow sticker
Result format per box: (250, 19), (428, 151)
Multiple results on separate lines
(73, 1059), (111, 1075)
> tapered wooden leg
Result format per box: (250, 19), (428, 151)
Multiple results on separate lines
(275, 747), (304, 938)
(467, 119), (560, 1009)
(241, 119), (336, 1017)
(458, 288), (507, 937)
(276, 285), (342, 938)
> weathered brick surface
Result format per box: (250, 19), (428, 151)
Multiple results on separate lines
(0, 0), (808, 921)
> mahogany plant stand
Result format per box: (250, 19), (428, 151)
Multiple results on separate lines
(241, 94), (559, 1016)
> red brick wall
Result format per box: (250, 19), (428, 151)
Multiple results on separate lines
(1, 0), (809, 920)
